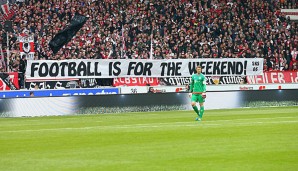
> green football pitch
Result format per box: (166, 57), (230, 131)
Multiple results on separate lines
(0, 106), (297, 171)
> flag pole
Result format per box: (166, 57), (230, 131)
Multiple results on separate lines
(6, 29), (10, 72)
(0, 43), (5, 71)
(121, 26), (123, 59)
(150, 30), (153, 60)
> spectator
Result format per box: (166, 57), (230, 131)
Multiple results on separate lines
(148, 87), (155, 93)
(30, 91), (34, 97)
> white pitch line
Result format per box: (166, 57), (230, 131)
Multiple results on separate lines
(206, 116), (298, 123)
(0, 117), (298, 133)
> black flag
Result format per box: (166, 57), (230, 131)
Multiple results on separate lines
(49, 14), (88, 54)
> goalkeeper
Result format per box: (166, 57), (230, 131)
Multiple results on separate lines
(189, 65), (206, 121)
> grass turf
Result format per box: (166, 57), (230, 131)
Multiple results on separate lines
(0, 106), (297, 171)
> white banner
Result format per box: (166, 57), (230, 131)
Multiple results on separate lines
(19, 34), (35, 60)
(281, 9), (298, 20)
(26, 58), (263, 79)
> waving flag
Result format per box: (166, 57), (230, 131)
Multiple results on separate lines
(49, 14), (88, 54)
(0, 0), (17, 21)
(0, 2), (9, 16)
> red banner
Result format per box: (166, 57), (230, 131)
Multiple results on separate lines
(246, 71), (298, 84)
(113, 77), (160, 86)
(0, 72), (19, 90)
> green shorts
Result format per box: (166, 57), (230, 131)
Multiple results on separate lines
(191, 94), (205, 103)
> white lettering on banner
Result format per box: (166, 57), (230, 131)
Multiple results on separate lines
(220, 76), (243, 84)
(171, 77), (191, 85)
(26, 59), (264, 79)
(113, 77), (160, 86)
(246, 71), (298, 84)
(160, 76), (245, 85)
(290, 72), (298, 83)
(160, 77), (191, 85)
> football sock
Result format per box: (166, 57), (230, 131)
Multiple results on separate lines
(192, 106), (200, 117)
(200, 106), (205, 118)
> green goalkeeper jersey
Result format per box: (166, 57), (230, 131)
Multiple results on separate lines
(189, 73), (206, 93)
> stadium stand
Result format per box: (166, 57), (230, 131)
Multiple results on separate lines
(0, 0), (297, 75)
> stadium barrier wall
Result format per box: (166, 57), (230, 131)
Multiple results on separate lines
(0, 88), (119, 98)
(0, 89), (297, 117)
(1, 83), (298, 98)
(120, 83), (298, 94)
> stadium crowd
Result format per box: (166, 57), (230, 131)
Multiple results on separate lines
(0, 0), (298, 74)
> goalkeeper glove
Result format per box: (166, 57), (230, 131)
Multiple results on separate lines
(202, 92), (206, 98)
